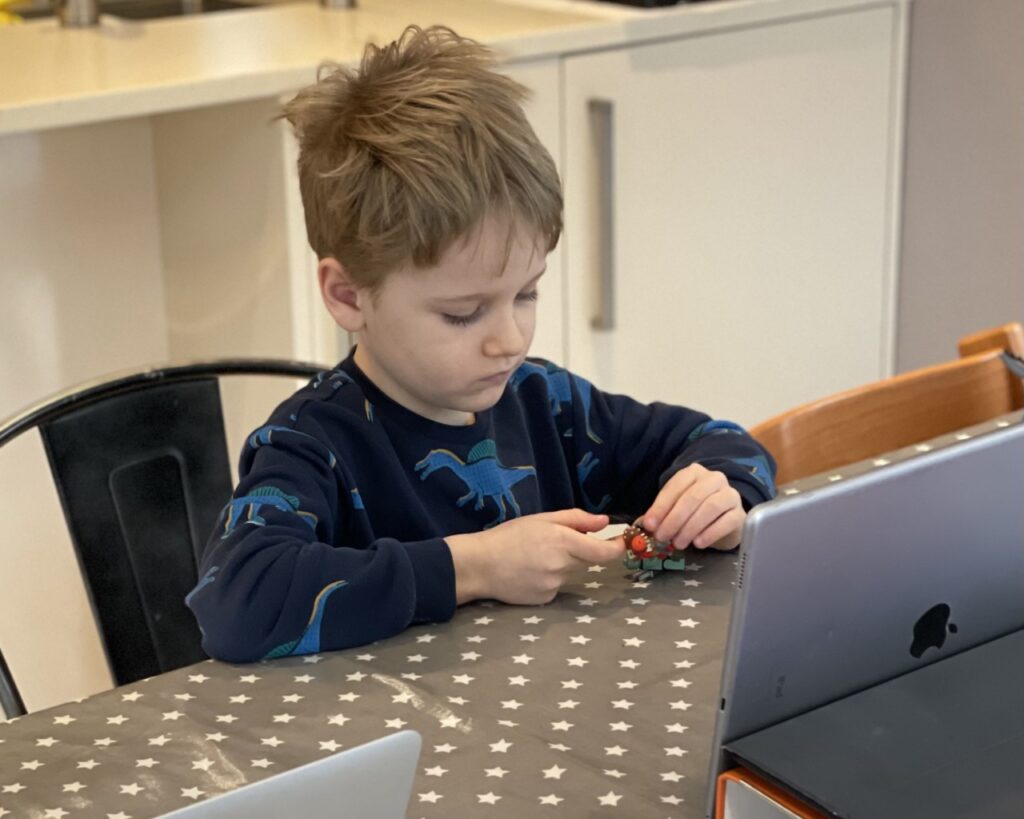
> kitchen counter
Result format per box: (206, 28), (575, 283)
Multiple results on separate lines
(1, 0), (889, 134)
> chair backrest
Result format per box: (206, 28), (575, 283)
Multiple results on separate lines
(0, 359), (325, 719)
(751, 323), (1024, 485)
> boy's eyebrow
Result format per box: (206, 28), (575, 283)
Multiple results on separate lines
(432, 268), (546, 304)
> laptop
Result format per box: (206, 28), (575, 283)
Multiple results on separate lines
(163, 729), (422, 819)
(726, 626), (1024, 818)
(705, 417), (1024, 818)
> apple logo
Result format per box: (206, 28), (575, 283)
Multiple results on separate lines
(910, 603), (958, 658)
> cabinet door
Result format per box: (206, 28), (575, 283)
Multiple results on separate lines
(563, 5), (904, 426)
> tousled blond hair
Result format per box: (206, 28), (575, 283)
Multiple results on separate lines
(280, 25), (563, 288)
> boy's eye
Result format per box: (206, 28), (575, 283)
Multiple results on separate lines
(516, 290), (539, 303)
(442, 309), (481, 327)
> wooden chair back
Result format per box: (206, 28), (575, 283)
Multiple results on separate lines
(751, 323), (1024, 485)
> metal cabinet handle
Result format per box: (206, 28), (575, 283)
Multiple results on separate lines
(589, 98), (615, 332)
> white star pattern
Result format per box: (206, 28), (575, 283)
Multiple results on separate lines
(0, 508), (885, 819)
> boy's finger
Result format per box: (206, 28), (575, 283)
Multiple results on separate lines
(536, 508), (610, 532)
(643, 466), (699, 531)
(692, 508), (745, 550)
(564, 531), (626, 564)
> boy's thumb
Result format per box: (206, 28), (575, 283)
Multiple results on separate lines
(542, 508), (610, 532)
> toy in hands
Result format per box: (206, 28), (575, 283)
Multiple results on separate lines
(622, 520), (685, 581)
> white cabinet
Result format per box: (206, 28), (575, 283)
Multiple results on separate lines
(562, 4), (906, 426)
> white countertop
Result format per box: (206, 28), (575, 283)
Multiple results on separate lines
(0, 0), (892, 135)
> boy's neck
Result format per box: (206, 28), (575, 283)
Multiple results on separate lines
(351, 344), (477, 427)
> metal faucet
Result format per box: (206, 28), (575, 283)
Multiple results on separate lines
(57, 0), (99, 25)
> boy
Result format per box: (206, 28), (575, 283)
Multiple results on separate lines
(186, 25), (776, 663)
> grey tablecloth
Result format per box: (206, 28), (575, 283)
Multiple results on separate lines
(1, 413), (1019, 819)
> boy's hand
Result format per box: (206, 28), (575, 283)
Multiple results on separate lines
(643, 463), (745, 551)
(446, 509), (624, 606)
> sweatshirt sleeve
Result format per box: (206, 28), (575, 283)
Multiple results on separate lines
(185, 412), (456, 663)
(561, 371), (777, 521)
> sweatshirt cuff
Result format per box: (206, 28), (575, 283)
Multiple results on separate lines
(734, 479), (771, 512)
(406, 537), (458, 624)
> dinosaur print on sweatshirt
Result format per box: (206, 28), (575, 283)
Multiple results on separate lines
(415, 440), (535, 528)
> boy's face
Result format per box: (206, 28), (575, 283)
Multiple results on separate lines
(352, 216), (547, 425)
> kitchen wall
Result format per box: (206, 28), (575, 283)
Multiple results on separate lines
(896, 0), (1024, 370)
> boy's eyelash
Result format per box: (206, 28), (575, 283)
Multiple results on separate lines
(442, 310), (480, 327)
(442, 291), (538, 327)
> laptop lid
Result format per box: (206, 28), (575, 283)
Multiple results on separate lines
(726, 627), (1024, 818)
(705, 419), (1024, 817)
(163, 729), (422, 819)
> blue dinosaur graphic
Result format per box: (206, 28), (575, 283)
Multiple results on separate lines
(262, 580), (349, 659)
(415, 440), (536, 528)
(350, 488), (365, 510)
(185, 565), (219, 607)
(732, 455), (777, 496)
(311, 370), (354, 390)
(249, 425), (338, 469)
(577, 451), (611, 512)
(686, 420), (747, 443)
(509, 361), (602, 444)
(220, 485), (318, 538)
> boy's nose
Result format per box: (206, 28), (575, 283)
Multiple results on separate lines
(482, 311), (526, 359)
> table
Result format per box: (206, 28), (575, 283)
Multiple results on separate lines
(2, 413), (1019, 819)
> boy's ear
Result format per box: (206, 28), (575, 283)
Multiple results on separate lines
(318, 258), (366, 332)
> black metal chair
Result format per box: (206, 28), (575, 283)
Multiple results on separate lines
(0, 359), (326, 719)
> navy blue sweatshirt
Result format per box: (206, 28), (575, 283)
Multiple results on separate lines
(186, 355), (776, 662)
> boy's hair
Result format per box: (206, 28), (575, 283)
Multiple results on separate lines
(280, 25), (563, 288)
